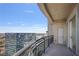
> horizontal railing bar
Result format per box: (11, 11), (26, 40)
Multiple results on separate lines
(13, 41), (34, 56)
(31, 39), (44, 47)
(31, 40), (44, 50)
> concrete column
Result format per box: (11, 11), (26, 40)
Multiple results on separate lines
(76, 5), (79, 55)
(67, 21), (70, 48)
(48, 19), (53, 36)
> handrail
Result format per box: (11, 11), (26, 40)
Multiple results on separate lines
(13, 41), (33, 56)
(13, 35), (54, 56)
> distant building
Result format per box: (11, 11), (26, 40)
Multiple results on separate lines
(36, 33), (46, 40)
(16, 33), (26, 51)
(5, 33), (26, 55)
(23, 33), (36, 46)
(24, 33), (36, 42)
(5, 33), (17, 56)
(46, 31), (48, 36)
(0, 33), (5, 55)
(5, 33), (36, 56)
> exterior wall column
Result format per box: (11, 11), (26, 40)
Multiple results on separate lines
(48, 19), (53, 36)
(76, 4), (79, 55)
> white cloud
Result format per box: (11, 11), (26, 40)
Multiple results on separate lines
(0, 24), (47, 33)
(24, 10), (34, 14)
(21, 24), (25, 26)
(8, 22), (12, 24)
(0, 26), (47, 33)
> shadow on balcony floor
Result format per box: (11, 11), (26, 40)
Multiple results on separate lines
(43, 44), (74, 56)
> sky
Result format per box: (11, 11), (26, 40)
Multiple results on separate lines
(0, 3), (47, 33)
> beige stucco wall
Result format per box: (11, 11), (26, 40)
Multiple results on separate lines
(66, 4), (77, 53)
(76, 4), (79, 55)
(66, 5), (76, 47)
(64, 23), (68, 46)
(48, 19), (53, 36)
(48, 19), (66, 44)
(53, 21), (66, 44)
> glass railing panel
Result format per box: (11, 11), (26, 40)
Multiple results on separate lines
(45, 39), (48, 49)
(37, 42), (44, 56)
(32, 47), (37, 56)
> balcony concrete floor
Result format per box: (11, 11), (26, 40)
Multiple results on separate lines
(43, 44), (74, 56)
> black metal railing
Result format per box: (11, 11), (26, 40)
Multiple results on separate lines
(13, 35), (54, 56)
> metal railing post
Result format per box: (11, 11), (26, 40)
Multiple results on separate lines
(44, 37), (45, 53)
(48, 36), (50, 47)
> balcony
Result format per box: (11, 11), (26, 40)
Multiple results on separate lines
(0, 3), (79, 56)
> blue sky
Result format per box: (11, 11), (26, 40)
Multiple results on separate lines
(0, 3), (47, 33)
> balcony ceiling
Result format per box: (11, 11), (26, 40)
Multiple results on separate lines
(39, 3), (76, 21)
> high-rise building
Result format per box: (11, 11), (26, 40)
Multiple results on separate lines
(16, 33), (25, 51)
(5, 33), (17, 56)
(23, 33), (36, 46)
(0, 33), (5, 56)
(5, 33), (36, 56)
(36, 33), (46, 40)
